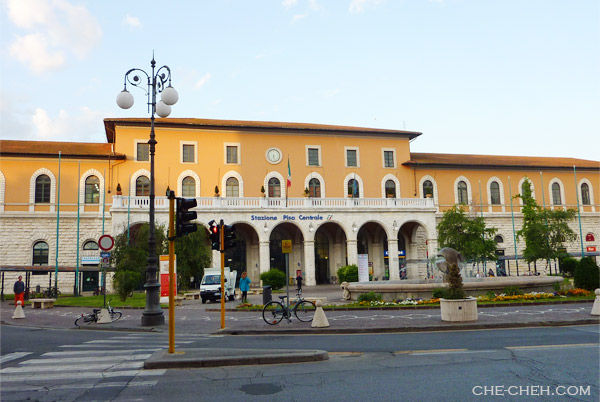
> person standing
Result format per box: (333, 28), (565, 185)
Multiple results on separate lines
(239, 271), (251, 303)
(13, 275), (25, 306)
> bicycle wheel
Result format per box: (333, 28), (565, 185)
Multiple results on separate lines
(74, 314), (94, 326)
(110, 311), (122, 322)
(294, 300), (316, 322)
(262, 301), (285, 325)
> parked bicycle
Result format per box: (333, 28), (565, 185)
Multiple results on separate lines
(43, 287), (61, 298)
(262, 290), (316, 325)
(74, 302), (122, 326)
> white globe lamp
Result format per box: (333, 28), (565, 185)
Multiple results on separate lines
(155, 100), (171, 118)
(161, 86), (179, 106)
(116, 90), (134, 109)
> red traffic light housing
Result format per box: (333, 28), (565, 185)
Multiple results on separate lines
(176, 197), (197, 237)
(209, 220), (220, 250)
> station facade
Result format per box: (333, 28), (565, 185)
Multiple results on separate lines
(0, 118), (598, 292)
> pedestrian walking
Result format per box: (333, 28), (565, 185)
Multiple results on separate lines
(239, 271), (251, 303)
(13, 275), (25, 307)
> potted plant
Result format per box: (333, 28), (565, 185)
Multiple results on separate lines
(261, 185), (266, 197)
(214, 185), (220, 197)
(304, 187), (310, 197)
(116, 183), (122, 195)
(436, 247), (478, 322)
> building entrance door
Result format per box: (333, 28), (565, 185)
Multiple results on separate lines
(315, 232), (329, 284)
(82, 271), (99, 292)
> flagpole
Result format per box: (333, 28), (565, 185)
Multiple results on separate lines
(54, 151), (61, 293)
(573, 165), (585, 257)
(75, 161), (81, 296)
(508, 176), (519, 276)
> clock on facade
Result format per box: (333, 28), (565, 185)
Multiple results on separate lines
(266, 148), (282, 164)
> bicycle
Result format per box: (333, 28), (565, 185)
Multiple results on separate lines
(43, 287), (61, 298)
(262, 290), (316, 325)
(74, 302), (122, 326)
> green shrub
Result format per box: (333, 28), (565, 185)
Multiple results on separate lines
(574, 257), (600, 291)
(113, 270), (142, 301)
(445, 263), (466, 299)
(559, 257), (578, 277)
(485, 290), (496, 299)
(503, 286), (523, 296)
(337, 265), (359, 283)
(260, 269), (286, 290)
(552, 281), (561, 292)
(357, 292), (383, 303)
(432, 288), (448, 298)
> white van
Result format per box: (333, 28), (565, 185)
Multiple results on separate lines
(200, 267), (237, 304)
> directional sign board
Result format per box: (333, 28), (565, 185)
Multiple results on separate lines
(282, 240), (292, 254)
(98, 235), (114, 251)
(100, 251), (111, 266)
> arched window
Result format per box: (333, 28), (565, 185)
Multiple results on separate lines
(490, 181), (501, 205)
(457, 181), (468, 205)
(136, 176), (150, 196)
(226, 177), (239, 197)
(581, 183), (591, 205)
(385, 180), (396, 198)
(83, 240), (99, 250)
(84, 175), (100, 204)
(33, 241), (49, 265)
(494, 235), (504, 244)
(268, 177), (281, 197)
(35, 174), (51, 203)
(309, 178), (321, 198)
(423, 180), (434, 198)
(552, 182), (562, 205)
(348, 179), (359, 198)
(182, 176), (195, 198)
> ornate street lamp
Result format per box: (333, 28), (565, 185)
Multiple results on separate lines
(117, 56), (179, 326)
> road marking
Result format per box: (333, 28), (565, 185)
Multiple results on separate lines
(1, 361), (144, 373)
(19, 354), (152, 365)
(393, 348), (468, 355)
(0, 380), (158, 392)
(505, 343), (598, 350)
(0, 352), (32, 365)
(329, 352), (363, 356)
(0, 369), (166, 382)
(44, 349), (159, 356)
(60, 344), (166, 348)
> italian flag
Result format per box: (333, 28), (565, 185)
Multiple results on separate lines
(287, 158), (292, 188)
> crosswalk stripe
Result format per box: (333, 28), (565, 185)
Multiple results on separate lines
(59, 344), (165, 348)
(19, 354), (152, 365)
(0, 369), (166, 382)
(43, 349), (159, 356)
(0, 380), (158, 392)
(1, 361), (144, 373)
(0, 352), (32, 364)
(84, 339), (194, 344)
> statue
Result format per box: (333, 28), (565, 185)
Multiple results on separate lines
(435, 247), (463, 275)
(340, 282), (351, 300)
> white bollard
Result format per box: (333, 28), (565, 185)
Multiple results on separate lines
(97, 308), (112, 323)
(311, 300), (330, 328)
(591, 289), (600, 316)
(12, 301), (25, 319)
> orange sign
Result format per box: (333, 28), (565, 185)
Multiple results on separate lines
(586, 246), (596, 252)
(282, 240), (292, 253)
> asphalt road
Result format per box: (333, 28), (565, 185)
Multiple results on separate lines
(1, 324), (598, 401)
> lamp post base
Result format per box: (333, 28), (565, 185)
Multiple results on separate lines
(141, 311), (165, 326)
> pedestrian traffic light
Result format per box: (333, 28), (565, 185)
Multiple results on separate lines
(209, 220), (220, 250)
(223, 223), (236, 250)
(175, 197), (197, 237)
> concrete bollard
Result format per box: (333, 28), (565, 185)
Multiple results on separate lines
(97, 308), (112, 323)
(591, 289), (600, 316)
(311, 300), (329, 328)
(12, 301), (25, 319)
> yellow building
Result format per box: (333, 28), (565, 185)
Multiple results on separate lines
(0, 118), (598, 292)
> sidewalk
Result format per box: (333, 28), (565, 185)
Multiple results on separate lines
(1, 296), (598, 335)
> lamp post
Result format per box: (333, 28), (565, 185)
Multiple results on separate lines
(117, 56), (179, 326)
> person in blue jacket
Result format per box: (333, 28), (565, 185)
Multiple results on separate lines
(239, 271), (251, 303)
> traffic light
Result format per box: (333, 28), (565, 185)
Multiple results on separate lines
(175, 197), (197, 237)
(223, 222), (236, 250)
(209, 220), (220, 250)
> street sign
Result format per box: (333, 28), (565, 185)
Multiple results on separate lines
(100, 251), (111, 266)
(587, 246), (596, 252)
(282, 240), (292, 254)
(98, 235), (114, 251)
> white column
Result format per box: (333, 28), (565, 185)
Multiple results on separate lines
(388, 238), (399, 280)
(347, 239), (358, 267)
(259, 241), (270, 275)
(303, 240), (316, 286)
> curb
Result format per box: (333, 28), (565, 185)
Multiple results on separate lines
(218, 319), (600, 335)
(144, 348), (329, 369)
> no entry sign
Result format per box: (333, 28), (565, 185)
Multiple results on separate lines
(98, 234), (114, 251)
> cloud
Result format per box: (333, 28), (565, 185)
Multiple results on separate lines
(322, 89), (341, 98)
(349, 0), (384, 14)
(282, 0), (298, 8)
(5, 0), (102, 73)
(292, 14), (308, 23)
(195, 73), (212, 89)
(308, 0), (322, 11)
(122, 14), (142, 30)
(31, 106), (105, 141)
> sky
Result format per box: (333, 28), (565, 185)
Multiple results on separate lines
(1, 0), (599, 161)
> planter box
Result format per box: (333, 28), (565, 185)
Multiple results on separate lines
(440, 297), (478, 322)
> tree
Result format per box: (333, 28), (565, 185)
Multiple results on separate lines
(517, 179), (576, 264)
(174, 225), (212, 290)
(437, 206), (498, 264)
(111, 223), (168, 300)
